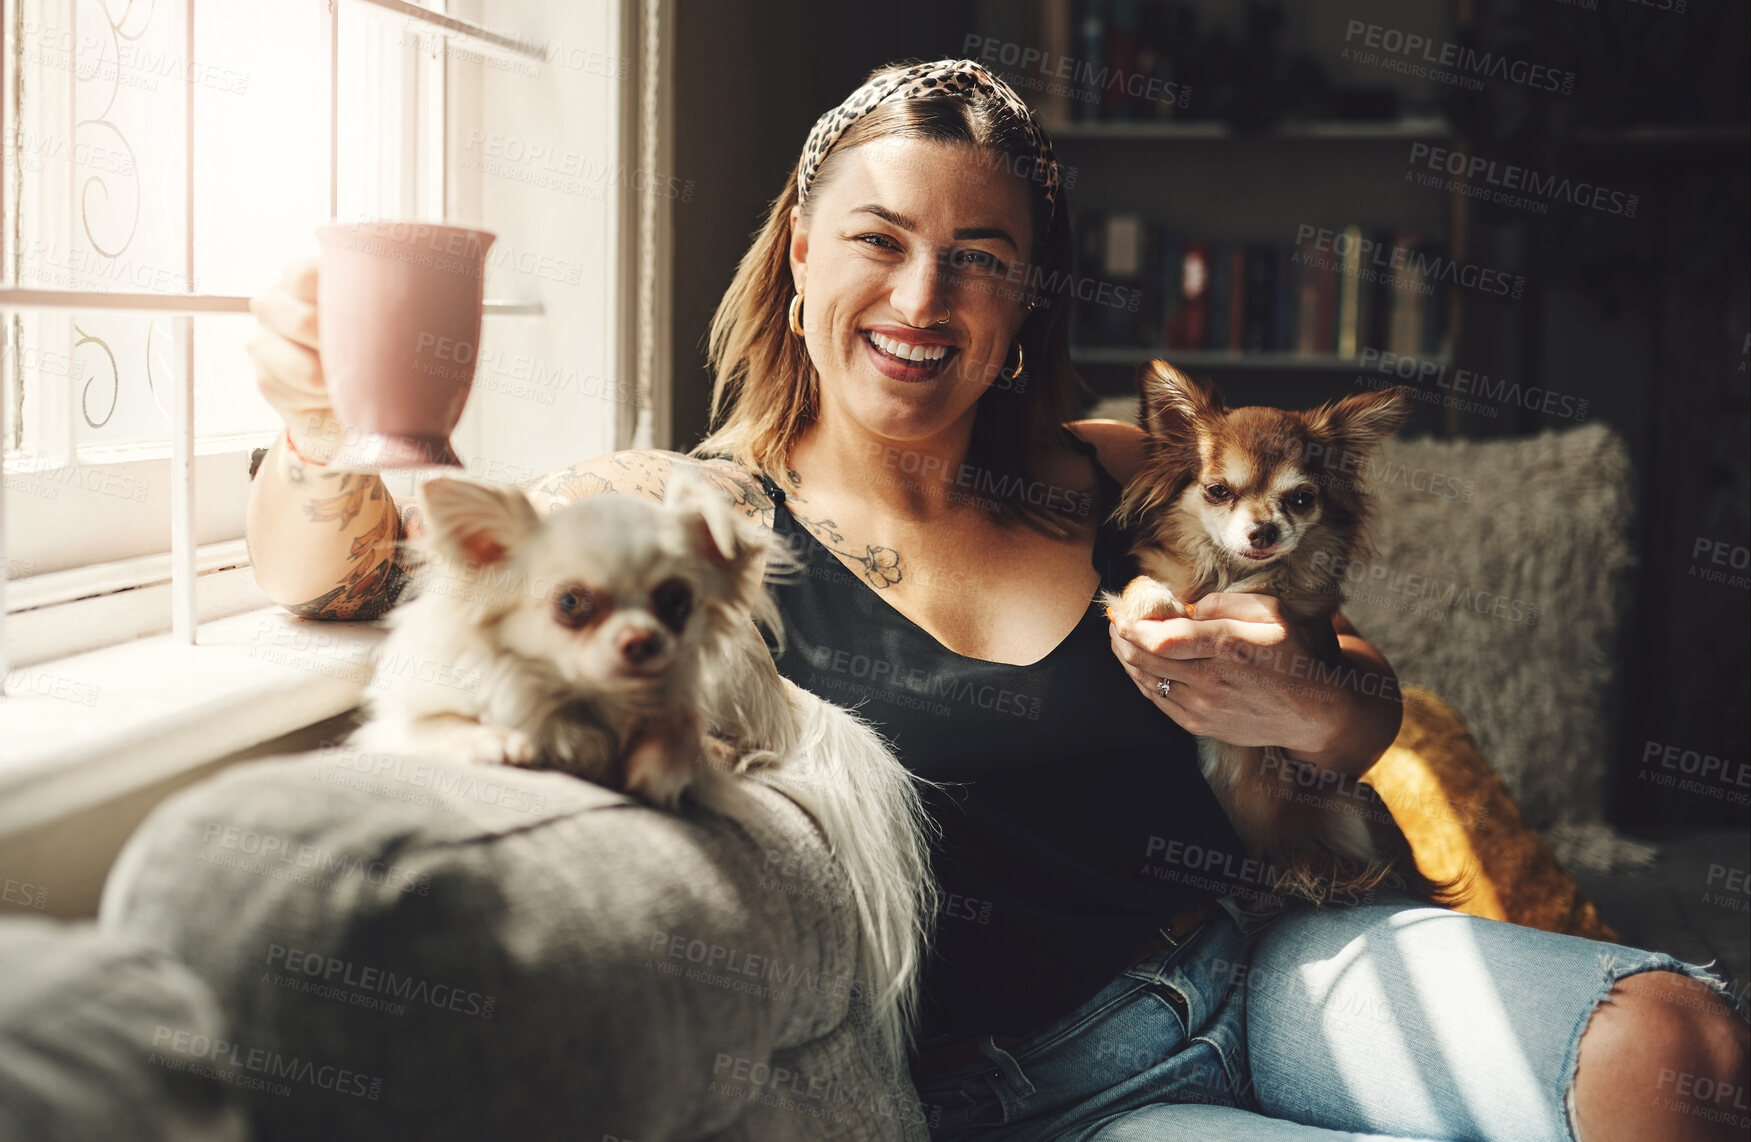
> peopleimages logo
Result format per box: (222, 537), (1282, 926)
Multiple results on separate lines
(1407, 143), (1638, 218)
(1342, 20), (1577, 95)
(961, 33), (1191, 110)
(1356, 347), (1590, 423)
(1295, 225), (1526, 300)
(150, 1025), (382, 1100)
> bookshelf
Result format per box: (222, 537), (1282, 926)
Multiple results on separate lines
(1071, 346), (1453, 371)
(997, 0), (1469, 428)
(1051, 116), (1452, 142)
(1061, 131), (1463, 387)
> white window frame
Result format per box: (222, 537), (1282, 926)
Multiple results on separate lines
(0, 0), (675, 835)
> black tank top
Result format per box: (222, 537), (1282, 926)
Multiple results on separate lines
(756, 435), (1249, 1043)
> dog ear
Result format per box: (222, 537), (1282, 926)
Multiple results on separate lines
(663, 466), (745, 571)
(1305, 385), (1416, 457)
(417, 477), (541, 567)
(1136, 359), (1222, 441)
(664, 466), (782, 635)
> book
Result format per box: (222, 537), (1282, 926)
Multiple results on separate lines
(1034, 0), (1074, 129)
(1387, 228), (1426, 357)
(1064, 211), (1449, 363)
(1226, 246), (1245, 351)
(1102, 0), (1142, 122)
(1242, 242), (1274, 353)
(1336, 224), (1363, 358)
(1293, 236), (1323, 353)
(1102, 212), (1144, 344)
(1206, 241), (1231, 351)
(1366, 226), (1396, 354)
(1275, 244), (1298, 353)
(1156, 228), (1183, 348)
(1419, 237), (1451, 355)
(1175, 241), (1210, 349)
(1074, 2), (1104, 124)
(1072, 209), (1106, 345)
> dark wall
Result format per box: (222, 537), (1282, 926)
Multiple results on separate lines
(668, 0), (979, 452)
(666, 0), (811, 452)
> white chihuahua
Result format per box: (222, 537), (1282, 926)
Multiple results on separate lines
(351, 470), (940, 1072)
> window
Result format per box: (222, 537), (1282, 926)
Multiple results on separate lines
(1, 0), (663, 672)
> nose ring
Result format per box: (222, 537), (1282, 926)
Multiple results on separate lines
(934, 309), (951, 326)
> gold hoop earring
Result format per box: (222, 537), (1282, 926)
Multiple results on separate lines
(1005, 340), (1025, 381)
(788, 291), (805, 337)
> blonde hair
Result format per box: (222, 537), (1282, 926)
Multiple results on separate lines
(693, 60), (1088, 535)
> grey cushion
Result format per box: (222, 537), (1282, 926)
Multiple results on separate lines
(0, 916), (247, 1142)
(1355, 422), (1637, 864)
(99, 747), (928, 1142)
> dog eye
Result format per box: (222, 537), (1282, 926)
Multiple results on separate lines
(651, 578), (694, 632)
(1285, 489), (1316, 512)
(1204, 484), (1232, 504)
(554, 586), (600, 628)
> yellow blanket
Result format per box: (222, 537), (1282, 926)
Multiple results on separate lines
(1367, 686), (1616, 941)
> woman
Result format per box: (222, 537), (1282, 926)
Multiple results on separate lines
(246, 58), (1746, 1142)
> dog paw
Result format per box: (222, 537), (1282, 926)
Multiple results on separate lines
(1109, 576), (1190, 625)
(456, 723), (538, 767)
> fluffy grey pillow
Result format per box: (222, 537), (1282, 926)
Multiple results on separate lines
(1337, 422), (1644, 868)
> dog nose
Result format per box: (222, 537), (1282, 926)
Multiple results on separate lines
(619, 629), (662, 665)
(1248, 523), (1279, 549)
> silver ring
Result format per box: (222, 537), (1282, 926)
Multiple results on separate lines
(1156, 677), (1172, 698)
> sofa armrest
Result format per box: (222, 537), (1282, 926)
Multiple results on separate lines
(98, 746), (928, 1142)
(0, 916), (246, 1142)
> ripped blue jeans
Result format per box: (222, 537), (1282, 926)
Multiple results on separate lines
(909, 896), (1747, 1141)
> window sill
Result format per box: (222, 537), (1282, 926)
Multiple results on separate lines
(0, 608), (384, 837)
(5, 540), (270, 668)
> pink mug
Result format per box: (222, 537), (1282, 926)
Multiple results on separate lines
(314, 220), (497, 469)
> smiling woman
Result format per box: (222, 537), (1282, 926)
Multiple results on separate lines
(673, 57), (1749, 1142)
(696, 60), (1085, 540)
(234, 49), (1748, 1142)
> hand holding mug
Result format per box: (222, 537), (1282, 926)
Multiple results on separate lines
(247, 258), (344, 463)
(313, 221), (497, 470)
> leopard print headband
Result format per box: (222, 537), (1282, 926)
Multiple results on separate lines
(797, 59), (1061, 221)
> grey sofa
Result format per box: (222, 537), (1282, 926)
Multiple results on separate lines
(0, 418), (1672, 1139)
(33, 745), (927, 1142)
(0, 916), (245, 1141)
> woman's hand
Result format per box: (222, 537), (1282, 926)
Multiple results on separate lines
(246, 258), (344, 463)
(1107, 592), (1404, 778)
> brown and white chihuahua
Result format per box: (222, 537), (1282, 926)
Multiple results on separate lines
(350, 470), (939, 1071)
(1106, 361), (1447, 908)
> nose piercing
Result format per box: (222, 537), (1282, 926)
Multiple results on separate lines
(934, 309), (951, 326)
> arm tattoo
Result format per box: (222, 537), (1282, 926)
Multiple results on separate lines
(305, 473), (377, 528)
(525, 452), (674, 511)
(528, 466), (615, 509)
(285, 481), (410, 621)
(602, 451), (677, 499)
(526, 452), (783, 535)
(283, 544), (403, 621)
(697, 458), (777, 531)
(532, 451), (901, 590)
